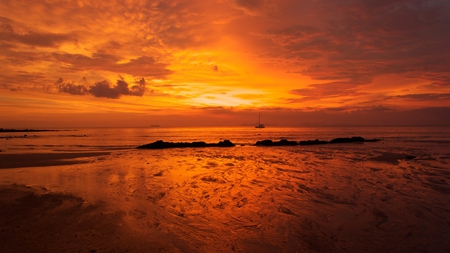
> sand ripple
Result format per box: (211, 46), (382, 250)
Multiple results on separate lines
(1, 142), (449, 252)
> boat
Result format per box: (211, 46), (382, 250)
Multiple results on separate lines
(255, 113), (265, 128)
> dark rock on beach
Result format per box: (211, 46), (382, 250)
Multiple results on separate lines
(137, 140), (235, 149)
(299, 136), (381, 145)
(255, 139), (298, 146)
(253, 136), (382, 146)
(299, 139), (328, 145)
(330, 136), (381, 143)
(217, 140), (236, 147)
(254, 140), (274, 146)
(137, 140), (206, 149)
(329, 136), (366, 144)
(138, 137), (380, 149)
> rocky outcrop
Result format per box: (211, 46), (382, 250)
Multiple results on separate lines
(137, 140), (235, 149)
(255, 139), (298, 146)
(329, 136), (365, 144)
(255, 136), (381, 146)
(300, 136), (381, 145)
(137, 137), (381, 149)
(298, 139), (328, 145)
(216, 140), (236, 147)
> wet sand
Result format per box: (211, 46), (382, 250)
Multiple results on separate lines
(0, 152), (111, 169)
(1, 145), (450, 252)
(0, 184), (177, 253)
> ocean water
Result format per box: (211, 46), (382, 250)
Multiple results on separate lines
(1, 126), (449, 153)
(1, 126), (450, 252)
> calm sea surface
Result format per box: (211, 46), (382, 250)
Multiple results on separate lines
(1, 126), (449, 153)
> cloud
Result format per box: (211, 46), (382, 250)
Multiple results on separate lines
(0, 71), (49, 91)
(55, 78), (88, 95)
(221, 0), (278, 16)
(1, 82), (22, 92)
(289, 80), (369, 101)
(56, 77), (147, 99)
(1, 0), (449, 122)
(394, 93), (450, 101)
(53, 53), (173, 79)
(265, 0), (450, 93)
(229, 0), (265, 15)
(0, 17), (74, 47)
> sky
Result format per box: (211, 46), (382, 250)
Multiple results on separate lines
(1, 0), (450, 127)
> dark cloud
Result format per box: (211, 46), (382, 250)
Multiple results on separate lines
(56, 77), (147, 99)
(0, 17), (74, 47)
(289, 80), (369, 101)
(234, 0), (264, 10)
(117, 56), (173, 77)
(0, 71), (48, 91)
(53, 53), (173, 79)
(55, 78), (88, 95)
(226, 0), (267, 15)
(265, 0), (450, 91)
(273, 106), (450, 126)
(394, 93), (450, 101)
(0, 81), (23, 92)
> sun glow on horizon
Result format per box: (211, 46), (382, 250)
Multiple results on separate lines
(1, 0), (449, 127)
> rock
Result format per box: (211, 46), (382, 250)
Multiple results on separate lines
(137, 140), (166, 149)
(137, 140), (235, 149)
(255, 140), (274, 146)
(277, 139), (298, 146)
(217, 140), (235, 147)
(299, 139), (328, 145)
(329, 136), (365, 144)
(255, 139), (297, 146)
(328, 136), (381, 144)
(299, 137), (381, 146)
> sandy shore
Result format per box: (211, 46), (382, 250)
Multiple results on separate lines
(1, 145), (449, 252)
(0, 184), (177, 253)
(0, 152), (111, 169)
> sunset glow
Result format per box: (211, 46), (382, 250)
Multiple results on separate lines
(1, 0), (449, 127)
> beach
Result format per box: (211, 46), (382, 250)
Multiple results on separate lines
(0, 184), (176, 253)
(1, 127), (450, 252)
(2, 0), (450, 251)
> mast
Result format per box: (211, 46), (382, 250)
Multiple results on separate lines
(255, 112), (265, 128)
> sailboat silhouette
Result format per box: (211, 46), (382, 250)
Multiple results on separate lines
(255, 113), (265, 128)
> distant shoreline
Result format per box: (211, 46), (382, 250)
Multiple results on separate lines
(0, 128), (58, 133)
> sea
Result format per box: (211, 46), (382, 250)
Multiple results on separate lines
(1, 126), (449, 153)
(1, 126), (450, 252)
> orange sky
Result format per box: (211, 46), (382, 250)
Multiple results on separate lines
(1, 0), (449, 127)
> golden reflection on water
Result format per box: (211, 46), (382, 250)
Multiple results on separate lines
(1, 144), (450, 252)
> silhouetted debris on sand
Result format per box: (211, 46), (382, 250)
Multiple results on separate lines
(255, 139), (298, 146)
(137, 140), (235, 149)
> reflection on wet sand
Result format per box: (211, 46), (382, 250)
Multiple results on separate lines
(1, 144), (449, 252)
